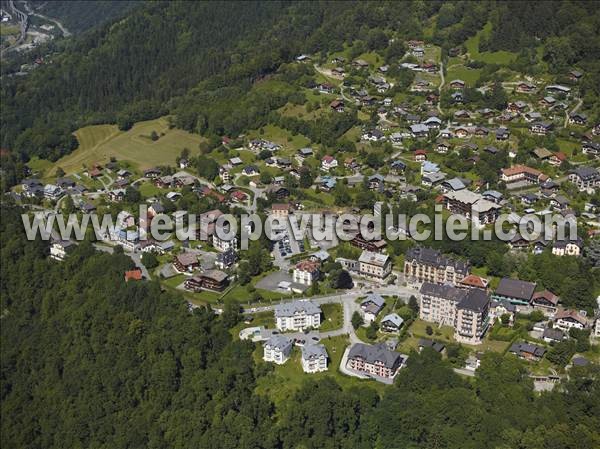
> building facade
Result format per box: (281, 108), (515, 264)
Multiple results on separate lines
(274, 300), (322, 331)
(404, 247), (470, 286)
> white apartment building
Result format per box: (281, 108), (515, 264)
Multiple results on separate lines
(274, 300), (322, 331)
(301, 344), (328, 373)
(263, 335), (293, 364)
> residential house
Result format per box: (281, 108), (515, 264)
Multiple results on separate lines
(543, 327), (565, 344)
(358, 251), (392, 280)
(173, 252), (200, 274)
(568, 166), (600, 193)
(293, 259), (320, 285)
(50, 240), (75, 261)
(531, 290), (559, 315)
(321, 155), (338, 171)
(548, 152), (567, 166)
(552, 239), (582, 257)
(530, 122), (554, 135)
(274, 300), (322, 331)
(554, 309), (589, 331)
(215, 248), (237, 269)
(360, 294), (386, 323)
(501, 165), (549, 186)
(184, 270), (229, 291)
(263, 335), (293, 364)
(442, 190), (501, 226)
(330, 99), (344, 112)
(569, 112), (587, 126)
(509, 342), (546, 361)
(414, 149), (427, 162)
(380, 313), (404, 333)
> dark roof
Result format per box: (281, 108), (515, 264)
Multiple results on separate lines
(406, 247), (469, 273)
(420, 282), (466, 302)
(509, 342), (546, 357)
(347, 343), (403, 369)
(457, 288), (490, 312)
(495, 278), (536, 301)
(418, 338), (445, 352)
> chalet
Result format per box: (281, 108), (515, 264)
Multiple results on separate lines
(451, 91), (464, 103)
(155, 175), (174, 188)
(56, 178), (75, 189)
(368, 174), (385, 192)
(482, 190), (503, 204)
(390, 160), (406, 173)
(406, 113), (420, 124)
(436, 141), (450, 153)
(517, 82), (536, 93)
(411, 46), (425, 58)
(414, 149), (427, 162)
(330, 99), (344, 112)
(552, 239), (582, 257)
(360, 293), (385, 323)
(474, 126), (489, 137)
(521, 193), (538, 206)
(496, 127), (510, 140)
(441, 178), (467, 193)
(568, 70), (583, 82)
(501, 165), (548, 185)
(582, 142), (600, 155)
(331, 67), (345, 77)
(185, 270), (229, 291)
(361, 95), (375, 106)
(477, 108), (495, 118)
(548, 151), (567, 166)
(454, 127), (470, 138)
(568, 166), (600, 193)
(383, 97), (393, 107)
(542, 327), (565, 344)
(545, 84), (571, 95)
(215, 248), (237, 270)
(509, 342), (546, 361)
(524, 111), (542, 122)
(50, 240), (75, 261)
(492, 278), (536, 307)
(569, 112), (587, 126)
(410, 123), (429, 138)
(318, 82), (335, 94)
(424, 116), (442, 129)
(422, 172), (446, 187)
(508, 101), (528, 113)
(43, 184), (63, 200)
(418, 338), (445, 353)
(331, 56), (346, 64)
(459, 274), (489, 290)
(350, 232), (387, 253)
(346, 342), (405, 381)
(449, 79), (465, 89)
(230, 190), (248, 203)
(380, 313), (404, 333)
(550, 195), (569, 211)
(263, 335), (293, 364)
(321, 155), (338, 171)
(443, 190), (501, 226)
(362, 129), (385, 142)
(353, 59), (369, 69)
(173, 252), (200, 274)
(107, 189), (126, 202)
(554, 309), (589, 331)
(539, 96), (556, 108)
(531, 290), (559, 315)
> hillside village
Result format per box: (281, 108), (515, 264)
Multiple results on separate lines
(9, 33), (600, 387)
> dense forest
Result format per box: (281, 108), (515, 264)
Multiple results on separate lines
(2, 204), (600, 448)
(2, 1), (599, 166)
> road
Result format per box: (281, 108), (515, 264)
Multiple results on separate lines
(1, 0), (28, 58)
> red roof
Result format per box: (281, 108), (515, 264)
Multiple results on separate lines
(124, 268), (143, 282)
(231, 190), (247, 201)
(323, 155), (335, 163)
(459, 274), (489, 289)
(552, 152), (567, 161)
(415, 149), (427, 155)
(532, 290), (559, 306)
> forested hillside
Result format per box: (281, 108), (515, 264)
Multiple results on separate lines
(29, 0), (142, 34)
(3, 1), (598, 166)
(2, 204), (600, 448)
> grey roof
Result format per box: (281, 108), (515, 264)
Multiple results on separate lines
(542, 328), (564, 341)
(418, 338), (445, 352)
(362, 293), (385, 309)
(458, 288), (490, 311)
(572, 357), (589, 367)
(301, 343), (327, 361)
(491, 299), (517, 313)
(406, 247), (469, 273)
(443, 177), (466, 191)
(381, 313), (404, 328)
(410, 124), (429, 134)
(572, 166), (599, 181)
(265, 335), (293, 352)
(274, 300), (321, 318)
(420, 283), (490, 312)
(509, 342), (546, 357)
(495, 278), (536, 301)
(347, 343), (403, 369)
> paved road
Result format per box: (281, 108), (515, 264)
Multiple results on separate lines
(437, 61), (445, 115)
(564, 98), (583, 128)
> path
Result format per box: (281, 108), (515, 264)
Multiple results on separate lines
(437, 61), (445, 115)
(564, 98), (583, 128)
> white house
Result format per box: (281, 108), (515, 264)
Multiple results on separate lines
(274, 300), (322, 331)
(50, 240), (75, 261)
(301, 344), (328, 373)
(263, 335), (293, 364)
(212, 234), (238, 252)
(360, 294), (386, 323)
(554, 309), (588, 331)
(293, 259), (320, 285)
(321, 155), (338, 171)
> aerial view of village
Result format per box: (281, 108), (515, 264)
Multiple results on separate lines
(1, 1), (599, 448)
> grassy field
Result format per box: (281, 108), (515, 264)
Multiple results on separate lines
(0, 24), (20, 36)
(464, 22), (517, 65)
(50, 117), (206, 176)
(254, 335), (386, 406)
(446, 65), (483, 86)
(320, 303), (343, 331)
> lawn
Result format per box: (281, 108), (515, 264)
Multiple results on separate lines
(50, 117), (206, 176)
(254, 335), (386, 407)
(464, 22), (517, 65)
(320, 303), (343, 332)
(246, 124), (311, 152)
(446, 65), (482, 86)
